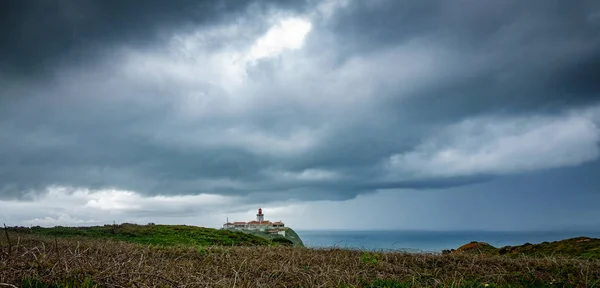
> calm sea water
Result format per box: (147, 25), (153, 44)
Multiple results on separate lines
(296, 230), (600, 253)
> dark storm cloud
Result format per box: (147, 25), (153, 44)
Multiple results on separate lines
(1, 0), (600, 203)
(0, 0), (307, 75)
(323, 0), (600, 116)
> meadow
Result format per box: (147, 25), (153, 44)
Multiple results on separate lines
(2, 227), (600, 287)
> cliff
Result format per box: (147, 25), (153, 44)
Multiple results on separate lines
(230, 227), (305, 247)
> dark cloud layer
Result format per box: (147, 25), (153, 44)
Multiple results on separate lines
(0, 0), (306, 75)
(1, 0), (600, 204)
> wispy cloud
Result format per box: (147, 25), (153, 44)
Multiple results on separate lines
(387, 106), (600, 178)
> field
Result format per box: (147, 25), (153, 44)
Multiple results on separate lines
(4, 224), (290, 247)
(2, 229), (600, 287)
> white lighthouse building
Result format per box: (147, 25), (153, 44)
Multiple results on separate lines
(257, 208), (264, 222)
(223, 208), (286, 235)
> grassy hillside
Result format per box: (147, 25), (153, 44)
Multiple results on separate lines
(6, 223), (275, 247)
(234, 228), (305, 247)
(2, 232), (599, 287)
(499, 237), (600, 259)
(283, 227), (304, 246)
(449, 237), (600, 259)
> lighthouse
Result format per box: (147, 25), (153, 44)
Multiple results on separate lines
(257, 208), (264, 222)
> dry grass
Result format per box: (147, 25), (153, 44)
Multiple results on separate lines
(2, 232), (600, 287)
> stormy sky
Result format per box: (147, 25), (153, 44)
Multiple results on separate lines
(1, 0), (600, 231)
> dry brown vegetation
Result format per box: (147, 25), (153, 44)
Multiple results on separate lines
(447, 238), (600, 260)
(2, 232), (600, 287)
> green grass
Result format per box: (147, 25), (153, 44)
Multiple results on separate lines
(232, 227), (305, 247)
(21, 277), (99, 288)
(498, 237), (600, 259)
(8, 223), (275, 247)
(450, 237), (600, 259)
(360, 252), (381, 266)
(282, 227), (305, 246)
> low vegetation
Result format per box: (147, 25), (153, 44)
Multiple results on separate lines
(5, 223), (275, 247)
(9, 223), (305, 248)
(447, 237), (600, 259)
(235, 227), (305, 247)
(2, 229), (600, 287)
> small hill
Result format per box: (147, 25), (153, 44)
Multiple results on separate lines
(455, 241), (497, 255)
(448, 236), (600, 259)
(236, 228), (305, 247)
(282, 227), (305, 247)
(7, 223), (275, 247)
(498, 236), (600, 259)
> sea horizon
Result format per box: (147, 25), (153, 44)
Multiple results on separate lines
(295, 229), (600, 252)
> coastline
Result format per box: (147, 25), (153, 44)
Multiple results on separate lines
(297, 229), (600, 252)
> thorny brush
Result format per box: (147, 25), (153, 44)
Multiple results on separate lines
(1, 232), (600, 287)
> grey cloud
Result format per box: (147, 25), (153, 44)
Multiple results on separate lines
(323, 0), (600, 117)
(386, 110), (600, 179)
(1, 0), (600, 206)
(0, 0), (307, 76)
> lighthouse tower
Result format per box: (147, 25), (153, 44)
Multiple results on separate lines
(256, 208), (264, 222)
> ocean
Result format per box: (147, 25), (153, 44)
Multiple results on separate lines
(296, 230), (600, 253)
